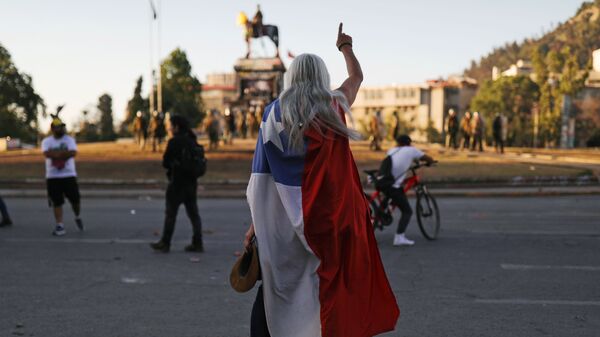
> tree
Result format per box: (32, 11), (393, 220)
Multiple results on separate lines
(0, 43), (45, 142)
(471, 76), (539, 146)
(97, 93), (116, 141)
(121, 76), (148, 135)
(76, 109), (100, 143)
(160, 48), (204, 126)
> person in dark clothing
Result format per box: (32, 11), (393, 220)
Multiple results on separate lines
(461, 111), (472, 150)
(493, 113), (504, 154)
(0, 196), (13, 227)
(150, 115), (204, 253)
(446, 109), (459, 149)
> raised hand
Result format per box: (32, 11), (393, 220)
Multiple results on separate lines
(336, 22), (353, 51)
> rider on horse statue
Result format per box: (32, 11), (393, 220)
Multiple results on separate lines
(237, 5), (279, 58)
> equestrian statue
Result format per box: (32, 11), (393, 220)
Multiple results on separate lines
(237, 5), (279, 58)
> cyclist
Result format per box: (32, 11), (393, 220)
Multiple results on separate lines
(386, 135), (435, 246)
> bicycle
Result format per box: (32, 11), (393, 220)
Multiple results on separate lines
(364, 161), (440, 240)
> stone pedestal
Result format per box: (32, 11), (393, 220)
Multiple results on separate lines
(232, 57), (286, 113)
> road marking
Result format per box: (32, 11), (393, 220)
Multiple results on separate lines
(501, 264), (600, 271)
(470, 229), (600, 236)
(475, 299), (600, 306)
(121, 277), (148, 284)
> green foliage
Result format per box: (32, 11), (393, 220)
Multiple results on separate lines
(465, 2), (600, 84)
(423, 120), (443, 144)
(0, 43), (45, 142)
(531, 46), (589, 146)
(471, 76), (539, 146)
(76, 110), (101, 143)
(586, 128), (600, 147)
(121, 76), (148, 135)
(160, 48), (204, 126)
(468, 3), (600, 147)
(385, 112), (415, 140)
(97, 93), (116, 141)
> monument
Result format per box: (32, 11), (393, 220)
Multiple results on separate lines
(231, 5), (286, 123)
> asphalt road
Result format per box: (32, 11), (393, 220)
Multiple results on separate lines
(1, 195), (599, 337)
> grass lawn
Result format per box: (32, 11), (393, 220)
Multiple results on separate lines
(0, 139), (591, 184)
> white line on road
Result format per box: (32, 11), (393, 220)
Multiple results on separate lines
(501, 264), (600, 271)
(475, 299), (600, 306)
(470, 230), (600, 236)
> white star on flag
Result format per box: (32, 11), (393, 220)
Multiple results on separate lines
(261, 105), (285, 152)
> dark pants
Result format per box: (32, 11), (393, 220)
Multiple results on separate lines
(388, 188), (413, 234)
(0, 196), (10, 221)
(251, 285), (270, 337)
(494, 136), (504, 153)
(161, 182), (202, 245)
(462, 135), (471, 149)
(448, 132), (458, 149)
(472, 134), (484, 152)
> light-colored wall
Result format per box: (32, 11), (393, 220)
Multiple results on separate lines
(430, 87), (445, 131)
(206, 73), (236, 87)
(350, 84), (430, 141)
(201, 89), (236, 113)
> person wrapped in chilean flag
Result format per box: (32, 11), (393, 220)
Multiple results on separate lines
(244, 23), (399, 337)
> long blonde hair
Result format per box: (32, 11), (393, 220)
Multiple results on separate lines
(279, 53), (360, 152)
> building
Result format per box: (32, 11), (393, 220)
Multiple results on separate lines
(201, 73), (236, 113)
(427, 76), (478, 139)
(351, 76), (478, 142)
(351, 84), (430, 141)
(492, 59), (534, 80)
(584, 48), (600, 88)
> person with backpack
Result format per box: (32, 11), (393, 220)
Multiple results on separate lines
(378, 135), (435, 246)
(151, 115), (206, 253)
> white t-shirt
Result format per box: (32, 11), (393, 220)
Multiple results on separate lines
(387, 146), (425, 188)
(41, 135), (78, 179)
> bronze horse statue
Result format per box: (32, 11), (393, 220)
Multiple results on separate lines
(238, 6), (279, 58)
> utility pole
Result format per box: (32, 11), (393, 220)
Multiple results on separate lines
(148, 0), (160, 114)
(156, 0), (163, 115)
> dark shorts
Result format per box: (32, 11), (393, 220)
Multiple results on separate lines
(46, 177), (80, 207)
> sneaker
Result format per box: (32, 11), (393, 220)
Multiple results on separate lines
(184, 242), (204, 253)
(75, 218), (84, 231)
(52, 225), (66, 236)
(150, 241), (170, 253)
(393, 233), (414, 246)
(0, 218), (12, 227)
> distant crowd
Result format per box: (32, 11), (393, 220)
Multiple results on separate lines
(365, 109), (509, 154)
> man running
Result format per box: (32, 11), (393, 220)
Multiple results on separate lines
(386, 135), (435, 246)
(41, 118), (83, 236)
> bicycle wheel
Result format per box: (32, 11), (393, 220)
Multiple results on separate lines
(364, 192), (384, 231)
(416, 186), (440, 240)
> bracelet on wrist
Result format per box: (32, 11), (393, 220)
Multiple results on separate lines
(337, 42), (352, 51)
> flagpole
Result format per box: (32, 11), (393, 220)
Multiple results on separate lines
(156, 0), (163, 115)
(148, 0), (155, 115)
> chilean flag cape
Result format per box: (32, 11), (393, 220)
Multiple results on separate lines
(247, 99), (399, 337)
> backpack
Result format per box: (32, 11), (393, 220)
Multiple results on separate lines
(178, 142), (207, 179)
(374, 149), (400, 192)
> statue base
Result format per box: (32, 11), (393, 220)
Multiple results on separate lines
(231, 57), (286, 113)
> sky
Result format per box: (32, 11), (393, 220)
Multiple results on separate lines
(0, 0), (588, 129)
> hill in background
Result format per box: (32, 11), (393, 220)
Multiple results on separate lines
(464, 1), (600, 83)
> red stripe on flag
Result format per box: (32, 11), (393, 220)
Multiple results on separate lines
(301, 104), (399, 337)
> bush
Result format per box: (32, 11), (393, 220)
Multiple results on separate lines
(586, 128), (600, 147)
